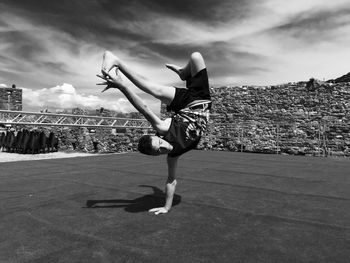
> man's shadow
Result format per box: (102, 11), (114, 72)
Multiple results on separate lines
(85, 185), (181, 213)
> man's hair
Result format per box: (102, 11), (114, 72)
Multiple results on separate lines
(138, 135), (155, 155)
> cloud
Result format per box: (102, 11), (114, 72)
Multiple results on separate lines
(1, 0), (350, 94)
(22, 83), (140, 113)
(264, 7), (350, 46)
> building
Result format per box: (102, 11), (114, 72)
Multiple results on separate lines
(0, 85), (22, 111)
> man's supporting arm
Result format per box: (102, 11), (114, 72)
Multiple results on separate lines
(164, 155), (178, 210)
(149, 155), (179, 215)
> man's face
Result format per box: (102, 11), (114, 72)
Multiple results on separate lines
(149, 136), (173, 155)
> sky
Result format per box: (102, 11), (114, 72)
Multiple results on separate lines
(0, 0), (350, 114)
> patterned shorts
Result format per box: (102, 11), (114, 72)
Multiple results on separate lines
(177, 105), (210, 141)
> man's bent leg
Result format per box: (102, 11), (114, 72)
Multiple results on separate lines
(166, 52), (206, 80)
(189, 52), (206, 76)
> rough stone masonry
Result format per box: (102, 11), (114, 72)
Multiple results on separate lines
(0, 86), (22, 111)
(162, 81), (350, 156)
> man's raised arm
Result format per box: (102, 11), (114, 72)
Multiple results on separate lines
(97, 70), (166, 132)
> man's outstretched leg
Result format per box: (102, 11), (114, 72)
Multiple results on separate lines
(102, 51), (175, 105)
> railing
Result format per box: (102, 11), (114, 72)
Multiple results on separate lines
(0, 110), (152, 129)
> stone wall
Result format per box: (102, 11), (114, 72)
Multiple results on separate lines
(0, 87), (22, 111)
(162, 81), (350, 156)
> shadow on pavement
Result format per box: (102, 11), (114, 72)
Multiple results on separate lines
(85, 185), (181, 213)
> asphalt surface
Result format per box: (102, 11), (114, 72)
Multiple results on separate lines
(1, 151), (349, 263)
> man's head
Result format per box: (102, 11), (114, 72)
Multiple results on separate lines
(138, 135), (173, 156)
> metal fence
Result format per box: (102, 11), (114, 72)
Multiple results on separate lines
(0, 110), (152, 129)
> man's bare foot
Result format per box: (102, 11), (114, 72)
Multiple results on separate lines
(102, 51), (120, 75)
(166, 64), (187, 80)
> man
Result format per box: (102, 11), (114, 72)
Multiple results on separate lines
(97, 51), (211, 215)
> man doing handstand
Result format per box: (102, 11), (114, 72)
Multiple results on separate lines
(97, 51), (211, 215)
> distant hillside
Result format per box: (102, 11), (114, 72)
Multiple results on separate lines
(327, 72), (350, 83)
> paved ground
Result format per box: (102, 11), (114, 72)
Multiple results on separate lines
(0, 151), (349, 263)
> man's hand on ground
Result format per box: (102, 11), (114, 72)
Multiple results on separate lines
(149, 207), (169, 215)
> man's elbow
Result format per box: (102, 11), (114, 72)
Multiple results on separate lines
(167, 178), (177, 185)
(155, 120), (170, 134)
